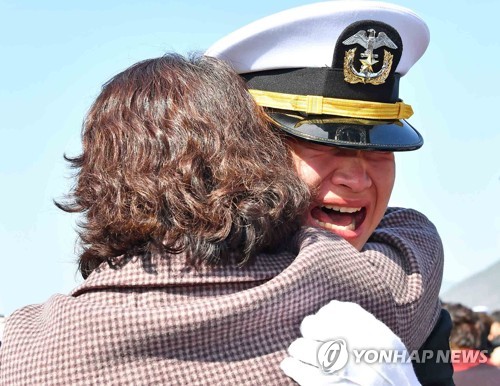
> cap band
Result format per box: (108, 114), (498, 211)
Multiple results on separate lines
(248, 89), (413, 120)
(243, 68), (400, 103)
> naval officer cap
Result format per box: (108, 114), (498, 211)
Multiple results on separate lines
(205, 1), (429, 151)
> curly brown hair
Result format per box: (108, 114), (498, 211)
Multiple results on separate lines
(57, 53), (310, 277)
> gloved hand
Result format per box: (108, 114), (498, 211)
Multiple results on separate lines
(280, 300), (421, 385)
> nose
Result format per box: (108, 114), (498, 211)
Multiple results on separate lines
(330, 153), (372, 192)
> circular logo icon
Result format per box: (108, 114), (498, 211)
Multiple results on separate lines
(317, 339), (349, 374)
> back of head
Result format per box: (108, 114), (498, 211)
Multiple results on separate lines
(444, 303), (484, 350)
(58, 54), (310, 277)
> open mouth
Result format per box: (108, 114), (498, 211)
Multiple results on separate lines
(310, 205), (367, 232)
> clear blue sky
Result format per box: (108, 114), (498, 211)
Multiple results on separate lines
(1, 0), (499, 316)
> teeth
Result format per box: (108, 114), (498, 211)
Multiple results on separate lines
(314, 219), (355, 231)
(322, 205), (361, 213)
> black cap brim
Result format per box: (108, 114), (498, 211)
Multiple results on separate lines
(269, 111), (423, 151)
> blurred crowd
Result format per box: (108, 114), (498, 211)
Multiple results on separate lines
(443, 302), (500, 385)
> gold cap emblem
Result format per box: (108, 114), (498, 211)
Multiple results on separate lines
(342, 29), (398, 85)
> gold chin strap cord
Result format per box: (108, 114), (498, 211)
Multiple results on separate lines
(248, 89), (413, 120)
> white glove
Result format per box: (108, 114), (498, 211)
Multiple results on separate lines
(280, 300), (421, 386)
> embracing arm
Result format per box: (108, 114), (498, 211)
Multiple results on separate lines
(362, 207), (444, 351)
(290, 207), (444, 352)
(363, 208), (453, 386)
(281, 208), (449, 385)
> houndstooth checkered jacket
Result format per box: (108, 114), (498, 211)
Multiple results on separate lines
(0, 208), (443, 385)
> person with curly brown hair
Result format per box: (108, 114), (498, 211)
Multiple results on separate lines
(0, 53), (309, 385)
